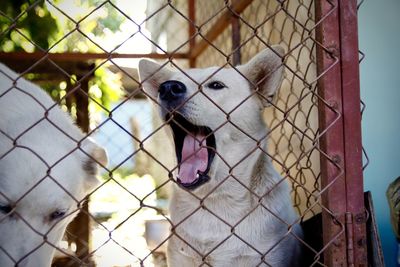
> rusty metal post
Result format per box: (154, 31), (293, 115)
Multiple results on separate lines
(65, 79), (75, 112)
(316, 0), (367, 266)
(339, 0), (368, 265)
(231, 14), (241, 66)
(65, 76), (92, 266)
(315, 0), (348, 265)
(189, 0), (253, 59)
(75, 77), (90, 133)
(188, 0), (196, 67)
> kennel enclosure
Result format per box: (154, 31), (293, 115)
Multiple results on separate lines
(0, 0), (379, 266)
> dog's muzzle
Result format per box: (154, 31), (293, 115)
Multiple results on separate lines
(159, 80), (186, 110)
(158, 81), (216, 190)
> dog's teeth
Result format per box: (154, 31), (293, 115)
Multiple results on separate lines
(196, 173), (199, 178)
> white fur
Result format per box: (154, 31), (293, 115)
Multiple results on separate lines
(0, 63), (107, 267)
(139, 46), (302, 266)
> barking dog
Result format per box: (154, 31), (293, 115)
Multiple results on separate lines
(0, 64), (107, 267)
(139, 46), (302, 266)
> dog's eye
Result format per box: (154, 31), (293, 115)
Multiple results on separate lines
(0, 204), (12, 214)
(50, 210), (67, 221)
(206, 81), (226, 90)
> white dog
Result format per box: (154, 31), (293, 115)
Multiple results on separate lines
(0, 63), (107, 267)
(139, 46), (302, 266)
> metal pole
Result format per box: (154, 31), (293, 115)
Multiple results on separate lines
(66, 76), (92, 266)
(339, 0), (368, 265)
(188, 0), (196, 67)
(315, 0), (348, 265)
(231, 14), (241, 66)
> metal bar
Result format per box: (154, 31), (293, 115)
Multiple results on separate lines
(345, 212), (355, 266)
(188, 0), (196, 67)
(189, 0), (253, 59)
(0, 52), (189, 62)
(0, 60), (95, 76)
(67, 76), (93, 265)
(231, 14), (241, 66)
(338, 0), (368, 265)
(75, 77), (90, 133)
(315, 0), (348, 265)
(65, 79), (75, 113)
(365, 192), (385, 266)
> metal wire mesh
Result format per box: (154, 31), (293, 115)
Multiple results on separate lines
(0, 0), (367, 266)
(196, 0), (321, 219)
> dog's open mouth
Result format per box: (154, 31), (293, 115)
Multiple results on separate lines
(167, 114), (216, 190)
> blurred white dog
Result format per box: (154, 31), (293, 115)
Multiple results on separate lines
(139, 46), (302, 266)
(0, 63), (107, 267)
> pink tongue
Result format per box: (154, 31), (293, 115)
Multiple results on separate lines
(178, 134), (208, 184)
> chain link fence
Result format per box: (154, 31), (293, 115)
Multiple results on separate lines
(0, 0), (371, 266)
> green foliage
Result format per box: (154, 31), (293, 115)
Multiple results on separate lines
(89, 67), (123, 111)
(100, 167), (135, 181)
(91, 0), (125, 36)
(0, 0), (126, 111)
(0, 1), (58, 51)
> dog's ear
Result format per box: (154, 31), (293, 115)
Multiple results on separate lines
(238, 45), (285, 107)
(81, 138), (108, 192)
(138, 60), (173, 100)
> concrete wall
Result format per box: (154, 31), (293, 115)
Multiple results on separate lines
(359, 1), (400, 266)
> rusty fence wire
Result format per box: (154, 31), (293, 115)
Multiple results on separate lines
(0, 0), (367, 266)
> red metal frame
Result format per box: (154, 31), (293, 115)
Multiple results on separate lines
(316, 0), (347, 264)
(339, 1), (368, 264)
(231, 15), (241, 66)
(188, 0), (196, 67)
(316, 0), (367, 265)
(0, 51), (188, 62)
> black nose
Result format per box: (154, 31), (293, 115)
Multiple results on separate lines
(159, 80), (186, 102)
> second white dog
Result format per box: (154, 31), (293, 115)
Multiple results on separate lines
(0, 63), (107, 267)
